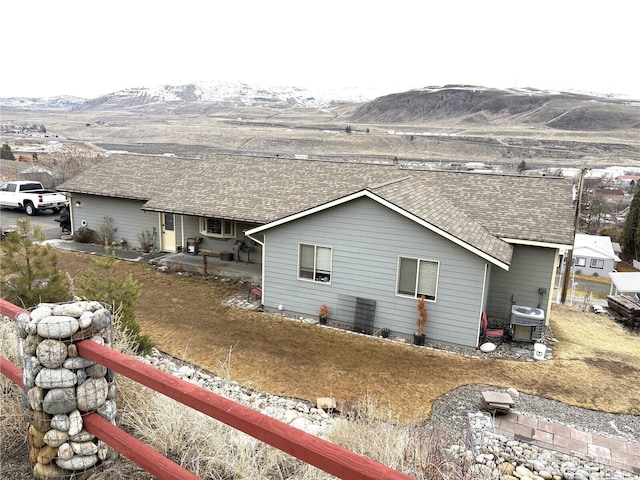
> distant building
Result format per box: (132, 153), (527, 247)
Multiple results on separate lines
(571, 233), (621, 276)
(593, 188), (628, 207)
(615, 175), (640, 188)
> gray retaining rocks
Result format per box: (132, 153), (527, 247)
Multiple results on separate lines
(15, 301), (117, 479)
(464, 412), (640, 480)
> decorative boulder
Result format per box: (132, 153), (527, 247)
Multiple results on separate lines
(480, 342), (496, 353)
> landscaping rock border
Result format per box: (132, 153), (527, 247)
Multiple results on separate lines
(144, 349), (640, 480)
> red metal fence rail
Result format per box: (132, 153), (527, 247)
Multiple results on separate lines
(0, 299), (413, 480)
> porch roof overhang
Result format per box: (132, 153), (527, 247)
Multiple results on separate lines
(63, 189), (151, 202)
(140, 204), (266, 225)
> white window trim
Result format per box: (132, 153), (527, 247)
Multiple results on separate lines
(395, 256), (439, 301)
(575, 257), (586, 267)
(297, 243), (333, 284)
(199, 217), (236, 238)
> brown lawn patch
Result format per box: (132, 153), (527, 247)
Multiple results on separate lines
(55, 249), (640, 422)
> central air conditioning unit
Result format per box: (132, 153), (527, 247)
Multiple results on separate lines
(510, 305), (545, 342)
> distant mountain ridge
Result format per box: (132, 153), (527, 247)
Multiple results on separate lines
(350, 85), (640, 131)
(2, 83), (638, 131)
(0, 95), (88, 110)
(0, 81), (375, 112)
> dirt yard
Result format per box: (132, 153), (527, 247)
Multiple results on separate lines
(54, 248), (640, 422)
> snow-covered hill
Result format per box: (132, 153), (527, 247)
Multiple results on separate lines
(0, 95), (88, 110)
(0, 81), (380, 112)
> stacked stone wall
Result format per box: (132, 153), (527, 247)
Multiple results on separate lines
(15, 301), (117, 480)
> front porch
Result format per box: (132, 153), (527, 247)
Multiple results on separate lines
(150, 252), (262, 284)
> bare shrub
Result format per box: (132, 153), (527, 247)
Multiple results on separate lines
(138, 229), (155, 253)
(117, 387), (322, 479)
(96, 216), (117, 246)
(74, 226), (96, 243)
(327, 395), (494, 479)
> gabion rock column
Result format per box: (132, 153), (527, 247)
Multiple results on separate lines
(15, 301), (117, 480)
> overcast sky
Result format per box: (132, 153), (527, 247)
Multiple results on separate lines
(3, 0), (638, 99)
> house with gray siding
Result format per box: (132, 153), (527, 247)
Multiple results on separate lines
(59, 154), (575, 348)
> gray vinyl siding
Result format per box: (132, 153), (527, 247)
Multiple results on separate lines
(181, 217), (263, 262)
(486, 245), (556, 323)
(70, 195), (264, 257)
(261, 197), (488, 348)
(70, 194), (159, 250)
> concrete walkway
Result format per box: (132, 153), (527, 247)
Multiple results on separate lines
(494, 412), (640, 475)
(45, 238), (262, 283)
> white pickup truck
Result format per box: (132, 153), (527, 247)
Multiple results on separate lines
(0, 181), (69, 215)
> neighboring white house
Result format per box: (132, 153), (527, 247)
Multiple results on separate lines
(608, 272), (640, 297)
(571, 233), (621, 276)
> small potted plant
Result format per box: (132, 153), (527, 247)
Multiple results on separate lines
(318, 304), (329, 325)
(380, 327), (391, 338)
(414, 296), (428, 346)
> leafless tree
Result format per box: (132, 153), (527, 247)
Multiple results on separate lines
(49, 146), (105, 187)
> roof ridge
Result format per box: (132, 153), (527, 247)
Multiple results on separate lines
(367, 175), (413, 190)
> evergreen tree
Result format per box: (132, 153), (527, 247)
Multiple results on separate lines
(622, 189), (640, 261)
(0, 218), (71, 307)
(1, 143), (16, 160)
(76, 249), (154, 354)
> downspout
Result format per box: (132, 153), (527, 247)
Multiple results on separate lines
(476, 263), (489, 348)
(246, 233), (265, 296)
(546, 249), (561, 321)
(68, 195), (75, 235)
(180, 215), (185, 253)
(157, 215), (163, 251)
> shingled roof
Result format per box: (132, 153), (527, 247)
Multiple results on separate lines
(369, 177), (515, 266)
(60, 154), (575, 265)
(60, 154), (408, 223)
(374, 170), (576, 246)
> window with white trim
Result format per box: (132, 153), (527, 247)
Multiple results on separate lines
(298, 244), (332, 283)
(574, 257), (586, 267)
(396, 257), (439, 300)
(590, 258), (605, 269)
(199, 217), (235, 238)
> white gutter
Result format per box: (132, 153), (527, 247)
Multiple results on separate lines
(501, 238), (573, 250)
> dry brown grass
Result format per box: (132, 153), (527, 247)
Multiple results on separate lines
(549, 306), (640, 411)
(0, 315), (484, 480)
(52, 249), (640, 420)
(4, 106), (640, 168)
(0, 318), (28, 477)
(2, 248), (639, 479)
